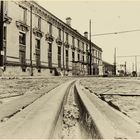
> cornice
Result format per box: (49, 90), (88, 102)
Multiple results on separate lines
(17, 1), (89, 42)
(14, 1), (102, 52)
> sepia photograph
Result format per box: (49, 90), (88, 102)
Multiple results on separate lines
(0, 0), (140, 139)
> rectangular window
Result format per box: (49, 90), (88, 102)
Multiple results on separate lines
(95, 58), (96, 64)
(95, 51), (97, 57)
(66, 50), (68, 57)
(58, 28), (61, 39)
(83, 55), (84, 62)
(38, 16), (41, 30)
(23, 8), (27, 23)
(48, 43), (52, 53)
(92, 58), (94, 64)
(86, 44), (88, 51)
(19, 32), (26, 67)
(78, 53), (80, 61)
(19, 32), (26, 45)
(48, 43), (52, 67)
(35, 39), (40, 49)
(72, 36), (75, 46)
(97, 60), (99, 65)
(77, 39), (80, 48)
(92, 49), (94, 56)
(58, 46), (61, 55)
(94, 50), (96, 56)
(66, 33), (68, 43)
(4, 26), (7, 41)
(72, 51), (75, 62)
(96, 51), (98, 58)
(48, 23), (52, 34)
(86, 55), (89, 63)
(99, 52), (102, 59)
(82, 42), (84, 51)
(35, 16), (41, 29)
(66, 50), (69, 69)
(58, 46), (61, 68)
(35, 39), (41, 67)
(99, 52), (100, 59)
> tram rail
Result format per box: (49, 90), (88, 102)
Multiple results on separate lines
(0, 79), (139, 139)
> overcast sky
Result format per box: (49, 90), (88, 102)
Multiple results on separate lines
(38, 0), (140, 73)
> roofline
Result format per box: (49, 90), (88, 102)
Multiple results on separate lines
(103, 61), (114, 66)
(31, 1), (102, 52)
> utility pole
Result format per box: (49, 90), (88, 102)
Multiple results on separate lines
(30, 5), (33, 76)
(124, 61), (127, 76)
(135, 56), (137, 76)
(117, 55), (140, 77)
(0, 1), (4, 67)
(62, 27), (65, 76)
(114, 48), (116, 76)
(89, 19), (92, 75)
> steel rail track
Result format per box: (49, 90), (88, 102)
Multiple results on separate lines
(0, 79), (140, 139)
(76, 80), (140, 139)
(0, 80), (76, 138)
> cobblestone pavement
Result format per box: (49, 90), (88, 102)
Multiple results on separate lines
(1, 76), (140, 126)
(0, 76), (72, 104)
(0, 76), (140, 138)
(80, 77), (140, 125)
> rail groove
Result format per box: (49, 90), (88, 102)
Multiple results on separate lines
(0, 80), (140, 139)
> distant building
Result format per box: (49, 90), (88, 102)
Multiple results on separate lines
(0, 1), (103, 76)
(102, 61), (114, 76)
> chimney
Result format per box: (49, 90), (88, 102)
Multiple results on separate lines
(66, 17), (72, 26)
(84, 31), (88, 39)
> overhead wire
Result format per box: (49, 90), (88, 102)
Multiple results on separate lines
(92, 29), (140, 36)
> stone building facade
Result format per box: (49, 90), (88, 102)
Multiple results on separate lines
(0, 1), (102, 76)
